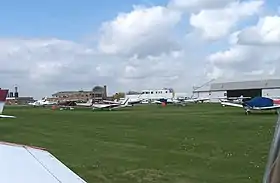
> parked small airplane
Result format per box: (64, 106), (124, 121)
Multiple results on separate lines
(28, 97), (57, 107)
(76, 99), (93, 107)
(92, 98), (131, 110)
(153, 98), (186, 106)
(122, 98), (143, 105)
(103, 97), (143, 106)
(218, 96), (251, 103)
(220, 96), (280, 114)
(0, 89), (16, 118)
(184, 97), (210, 103)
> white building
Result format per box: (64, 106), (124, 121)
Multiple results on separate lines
(126, 89), (175, 101)
(193, 78), (280, 103)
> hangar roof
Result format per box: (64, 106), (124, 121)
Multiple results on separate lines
(210, 78), (280, 91)
(193, 84), (211, 92)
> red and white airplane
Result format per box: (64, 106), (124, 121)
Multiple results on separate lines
(0, 89), (16, 118)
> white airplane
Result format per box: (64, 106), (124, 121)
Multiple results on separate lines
(92, 98), (131, 110)
(76, 99), (93, 107)
(116, 98), (143, 105)
(152, 98), (186, 106)
(0, 141), (87, 183)
(220, 96), (280, 115)
(0, 89), (16, 118)
(28, 97), (57, 107)
(218, 96), (251, 103)
(184, 97), (210, 103)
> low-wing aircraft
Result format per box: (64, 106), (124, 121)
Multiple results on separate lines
(76, 99), (93, 107)
(0, 141), (87, 183)
(0, 89), (16, 118)
(123, 98), (143, 105)
(92, 98), (131, 110)
(220, 96), (280, 114)
(184, 97), (210, 103)
(28, 97), (57, 107)
(152, 98), (186, 106)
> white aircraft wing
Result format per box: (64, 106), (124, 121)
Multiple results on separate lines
(92, 103), (119, 109)
(252, 105), (280, 110)
(102, 100), (120, 104)
(0, 142), (87, 183)
(0, 114), (16, 118)
(76, 103), (92, 107)
(110, 104), (133, 109)
(221, 102), (243, 108)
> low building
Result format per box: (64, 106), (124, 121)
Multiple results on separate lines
(52, 85), (107, 102)
(6, 97), (35, 105)
(193, 78), (280, 102)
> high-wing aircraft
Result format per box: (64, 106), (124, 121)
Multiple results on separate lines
(218, 96), (251, 103)
(0, 89), (16, 118)
(0, 141), (87, 183)
(220, 96), (280, 114)
(28, 97), (57, 107)
(92, 98), (131, 110)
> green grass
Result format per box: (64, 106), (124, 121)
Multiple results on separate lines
(0, 104), (277, 183)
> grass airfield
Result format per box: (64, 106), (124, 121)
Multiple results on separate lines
(0, 103), (278, 183)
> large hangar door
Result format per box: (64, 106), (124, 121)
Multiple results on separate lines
(227, 89), (262, 98)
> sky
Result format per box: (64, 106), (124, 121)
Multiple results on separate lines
(1, 0), (280, 99)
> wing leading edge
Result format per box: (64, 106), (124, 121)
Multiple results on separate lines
(0, 142), (87, 183)
(221, 102), (243, 108)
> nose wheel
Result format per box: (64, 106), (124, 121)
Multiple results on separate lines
(245, 110), (251, 115)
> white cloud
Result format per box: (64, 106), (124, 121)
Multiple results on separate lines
(4, 1), (279, 99)
(206, 43), (280, 80)
(189, 0), (264, 40)
(206, 13), (280, 80)
(98, 5), (182, 57)
(237, 15), (280, 45)
(168, 0), (234, 12)
(0, 39), (100, 97)
(0, 38), (203, 98)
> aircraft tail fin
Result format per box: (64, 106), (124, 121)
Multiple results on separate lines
(87, 99), (93, 104)
(0, 90), (8, 114)
(122, 98), (130, 105)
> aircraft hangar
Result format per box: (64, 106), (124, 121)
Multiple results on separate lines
(193, 78), (280, 102)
